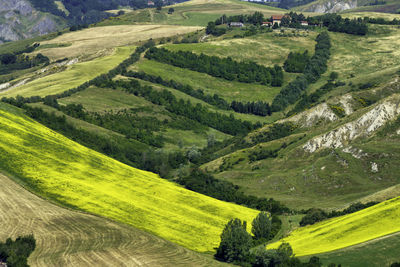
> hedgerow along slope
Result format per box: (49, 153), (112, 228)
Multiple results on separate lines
(0, 173), (227, 267)
(0, 102), (259, 253)
(268, 196), (400, 256)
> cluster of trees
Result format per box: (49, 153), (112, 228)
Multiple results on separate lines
(300, 201), (379, 226)
(145, 47), (284, 86)
(288, 79), (345, 116)
(0, 53), (49, 75)
(178, 169), (290, 214)
(127, 71), (272, 116)
(278, 12), (308, 29)
(250, 122), (295, 145)
(364, 0), (386, 6)
(28, 0), (181, 26)
(0, 43), (49, 75)
(231, 101), (272, 116)
(43, 97), (165, 147)
(283, 50), (310, 73)
(125, 71), (231, 110)
(214, 12), (265, 26)
(107, 79), (256, 135)
(0, 235), (36, 267)
(69, 24), (89, 31)
(216, 218), (337, 266)
(308, 14), (368, 35)
(248, 148), (277, 162)
(272, 32), (331, 112)
(206, 22), (227, 36)
(364, 16), (400, 25)
(0, 41), (153, 106)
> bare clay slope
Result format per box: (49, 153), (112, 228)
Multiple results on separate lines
(0, 173), (225, 267)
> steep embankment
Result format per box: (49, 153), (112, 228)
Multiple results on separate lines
(268, 196), (400, 256)
(297, 0), (400, 13)
(297, 0), (357, 13)
(0, 102), (259, 253)
(0, 0), (63, 42)
(303, 94), (400, 153)
(0, 173), (225, 267)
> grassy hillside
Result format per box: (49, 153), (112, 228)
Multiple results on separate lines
(198, 25), (400, 209)
(163, 31), (317, 66)
(57, 84), (231, 150)
(268, 196), (400, 256)
(0, 173), (226, 266)
(36, 25), (202, 59)
(98, 0), (286, 27)
(296, 0), (400, 14)
(0, 102), (259, 253)
(1, 46), (134, 98)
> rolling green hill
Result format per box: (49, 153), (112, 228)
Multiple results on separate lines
(2, 1), (400, 264)
(0, 102), (259, 253)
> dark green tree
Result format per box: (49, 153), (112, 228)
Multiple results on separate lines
(329, 71), (339, 81)
(276, 242), (293, 264)
(252, 212), (272, 241)
(215, 219), (253, 264)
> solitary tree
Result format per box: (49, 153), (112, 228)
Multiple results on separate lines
(215, 219), (253, 263)
(252, 212), (272, 241)
(329, 71), (339, 81)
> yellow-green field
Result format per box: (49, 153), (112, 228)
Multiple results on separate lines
(0, 173), (226, 266)
(1, 46), (134, 98)
(0, 102), (259, 253)
(268, 197), (400, 256)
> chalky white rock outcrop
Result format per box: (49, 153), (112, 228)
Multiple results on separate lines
(304, 95), (400, 153)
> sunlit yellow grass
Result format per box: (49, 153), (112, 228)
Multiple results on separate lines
(2, 46), (134, 98)
(0, 103), (258, 252)
(268, 197), (400, 256)
(38, 25), (202, 59)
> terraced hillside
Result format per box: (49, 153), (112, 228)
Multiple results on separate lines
(0, 102), (259, 253)
(268, 196), (400, 256)
(1, 46), (134, 97)
(199, 24), (400, 209)
(0, 173), (225, 266)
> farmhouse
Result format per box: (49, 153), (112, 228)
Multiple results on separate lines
(262, 22), (273, 27)
(272, 15), (284, 26)
(147, 1), (155, 6)
(301, 21), (309, 26)
(229, 22), (244, 27)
